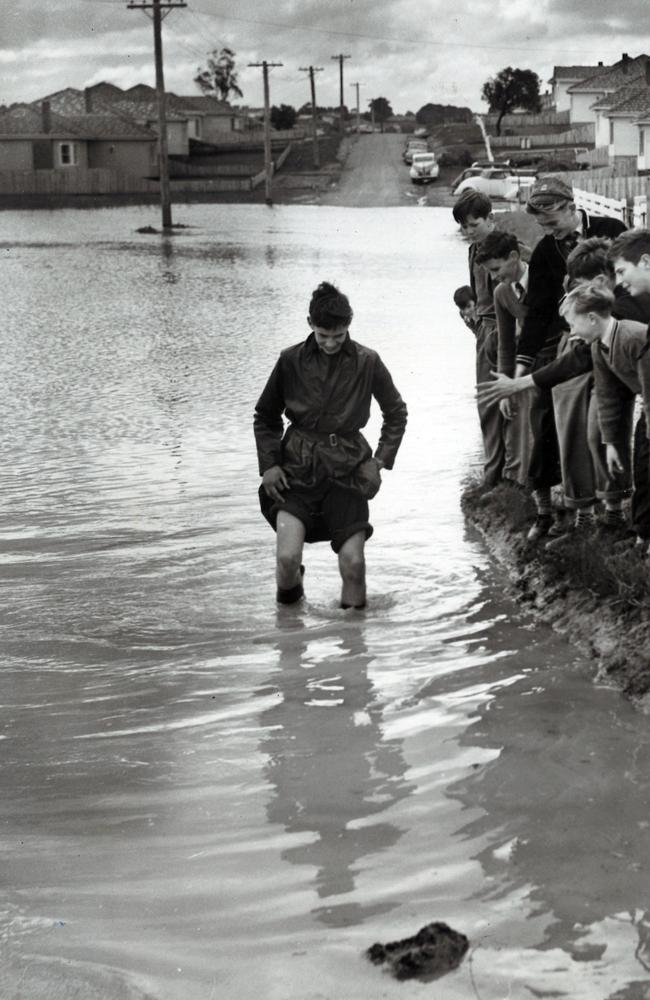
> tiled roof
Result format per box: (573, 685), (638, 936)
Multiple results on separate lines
(108, 99), (188, 123)
(549, 65), (605, 82)
(167, 93), (233, 115)
(568, 55), (649, 93)
(0, 103), (156, 140)
(610, 84), (650, 115)
(591, 79), (650, 111)
(61, 113), (157, 139)
(0, 104), (78, 137)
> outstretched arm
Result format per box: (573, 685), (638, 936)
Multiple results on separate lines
(476, 370), (535, 407)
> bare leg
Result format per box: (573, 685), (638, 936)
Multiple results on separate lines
(338, 530), (366, 609)
(276, 510), (306, 601)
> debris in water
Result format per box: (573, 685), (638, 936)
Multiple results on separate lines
(366, 921), (469, 981)
(135, 226), (158, 234)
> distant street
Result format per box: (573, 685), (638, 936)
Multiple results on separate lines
(319, 132), (456, 208)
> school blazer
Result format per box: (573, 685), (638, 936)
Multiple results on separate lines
(494, 281), (527, 376)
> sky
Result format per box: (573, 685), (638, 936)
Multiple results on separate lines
(1, 0), (649, 114)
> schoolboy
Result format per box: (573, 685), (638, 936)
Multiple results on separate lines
(452, 190), (504, 486)
(559, 280), (650, 550)
(514, 176), (626, 540)
(477, 238), (642, 541)
(453, 285), (478, 332)
(474, 230), (532, 487)
(254, 281), (408, 608)
(607, 229), (650, 547)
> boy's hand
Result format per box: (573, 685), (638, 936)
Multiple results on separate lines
(262, 465), (290, 502)
(476, 371), (515, 406)
(606, 444), (624, 476)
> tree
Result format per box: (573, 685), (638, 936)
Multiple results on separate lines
(481, 67), (541, 135)
(415, 103), (473, 126)
(271, 104), (297, 130)
(195, 47), (243, 103)
(368, 97), (393, 133)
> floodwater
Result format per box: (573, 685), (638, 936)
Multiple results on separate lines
(1, 203), (650, 1000)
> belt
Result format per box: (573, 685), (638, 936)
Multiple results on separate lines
(292, 427), (348, 447)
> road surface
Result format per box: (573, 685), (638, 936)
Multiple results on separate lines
(319, 132), (456, 208)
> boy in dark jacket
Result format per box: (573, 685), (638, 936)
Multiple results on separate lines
(254, 281), (407, 608)
(513, 176), (626, 540)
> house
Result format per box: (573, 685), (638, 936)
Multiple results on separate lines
(591, 68), (650, 167)
(0, 102), (157, 175)
(548, 64), (605, 113)
(167, 94), (239, 142)
(634, 99), (650, 173)
(566, 54), (650, 124)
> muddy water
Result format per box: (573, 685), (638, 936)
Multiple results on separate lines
(1, 204), (650, 1000)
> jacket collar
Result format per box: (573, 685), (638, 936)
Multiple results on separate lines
(304, 331), (354, 357)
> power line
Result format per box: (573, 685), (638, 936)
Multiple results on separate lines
(186, 3), (630, 58)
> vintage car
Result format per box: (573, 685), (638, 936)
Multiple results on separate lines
(402, 140), (428, 164)
(409, 151), (440, 183)
(452, 166), (536, 201)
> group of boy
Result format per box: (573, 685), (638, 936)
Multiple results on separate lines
(453, 177), (650, 553)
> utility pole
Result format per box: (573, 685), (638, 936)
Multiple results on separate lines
(331, 53), (350, 131)
(350, 81), (361, 134)
(127, 0), (186, 232)
(249, 60), (283, 206)
(299, 65), (323, 168)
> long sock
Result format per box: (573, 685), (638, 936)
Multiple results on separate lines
(575, 506), (596, 528)
(603, 501), (625, 525)
(532, 488), (552, 516)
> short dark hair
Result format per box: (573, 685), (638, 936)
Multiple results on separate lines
(475, 230), (520, 265)
(453, 285), (476, 308)
(452, 190), (492, 225)
(308, 281), (353, 329)
(608, 229), (650, 265)
(559, 282), (615, 320)
(566, 237), (614, 283)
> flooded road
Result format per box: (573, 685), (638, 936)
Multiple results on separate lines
(1, 203), (650, 1000)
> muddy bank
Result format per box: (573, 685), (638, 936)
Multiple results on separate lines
(462, 481), (650, 707)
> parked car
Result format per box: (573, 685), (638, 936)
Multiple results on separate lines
(453, 167), (536, 201)
(409, 151), (439, 183)
(403, 141), (428, 164)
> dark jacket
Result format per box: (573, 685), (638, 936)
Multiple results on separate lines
(516, 212), (627, 370)
(254, 333), (407, 488)
(592, 319), (650, 444)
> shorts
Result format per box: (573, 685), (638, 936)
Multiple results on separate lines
(259, 481), (373, 553)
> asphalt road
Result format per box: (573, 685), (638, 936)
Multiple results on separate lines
(319, 132), (456, 208)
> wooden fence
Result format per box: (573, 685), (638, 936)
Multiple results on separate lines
(485, 109), (571, 129)
(491, 123), (595, 149)
(573, 187), (627, 222)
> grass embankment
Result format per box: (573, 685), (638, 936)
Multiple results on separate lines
(462, 480), (650, 702)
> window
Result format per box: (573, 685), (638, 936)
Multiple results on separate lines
(58, 142), (77, 166)
(609, 120), (615, 145)
(640, 129), (645, 156)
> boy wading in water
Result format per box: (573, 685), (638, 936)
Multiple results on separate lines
(254, 282), (407, 608)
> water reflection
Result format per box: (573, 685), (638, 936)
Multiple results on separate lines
(261, 617), (413, 926)
(444, 606), (650, 978)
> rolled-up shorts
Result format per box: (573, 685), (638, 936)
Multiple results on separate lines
(259, 480), (373, 553)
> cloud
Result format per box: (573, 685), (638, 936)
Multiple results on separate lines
(1, 0), (649, 111)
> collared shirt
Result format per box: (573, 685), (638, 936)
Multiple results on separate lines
(254, 332), (407, 477)
(600, 316), (616, 352)
(511, 264), (529, 301)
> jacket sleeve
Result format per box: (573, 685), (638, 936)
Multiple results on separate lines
(372, 356), (408, 470)
(635, 332), (650, 431)
(532, 340), (592, 389)
(516, 241), (561, 370)
(592, 344), (635, 445)
(253, 357), (286, 475)
(494, 284), (517, 376)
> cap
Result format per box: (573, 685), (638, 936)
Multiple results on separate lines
(527, 176), (574, 212)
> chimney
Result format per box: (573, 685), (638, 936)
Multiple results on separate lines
(622, 52), (630, 73)
(84, 87), (93, 113)
(598, 61), (603, 67)
(646, 58), (650, 86)
(41, 100), (51, 133)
